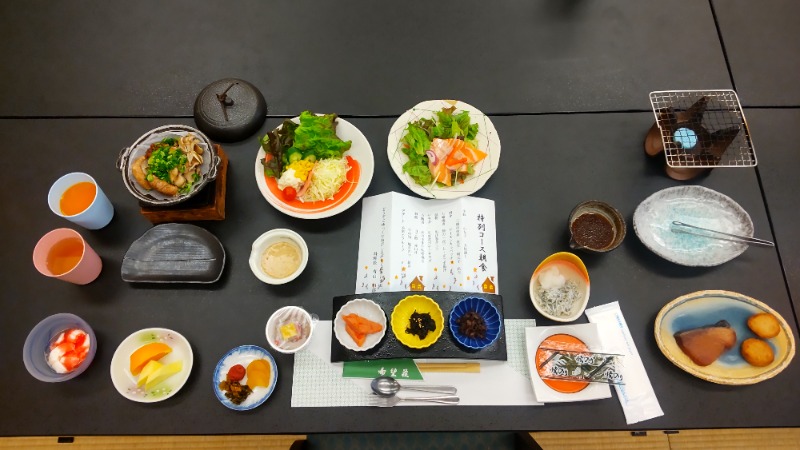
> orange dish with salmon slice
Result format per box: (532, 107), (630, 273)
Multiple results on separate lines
(255, 115), (374, 219)
(388, 100), (501, 199)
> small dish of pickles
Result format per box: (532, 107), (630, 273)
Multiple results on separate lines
(390, 295), (444, 349)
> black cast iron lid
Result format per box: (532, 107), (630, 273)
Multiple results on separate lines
(193, 78), (267, 142)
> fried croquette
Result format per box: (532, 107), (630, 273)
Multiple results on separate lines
(740, 338), (775, 367)
(747, 313), (781, 339)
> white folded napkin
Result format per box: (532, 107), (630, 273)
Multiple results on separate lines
(585, 301), (664, 424)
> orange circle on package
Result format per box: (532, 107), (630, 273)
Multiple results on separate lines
(535, 334), (590, 393)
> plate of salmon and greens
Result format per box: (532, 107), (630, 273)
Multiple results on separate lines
(387, 100), (501, 199)
(255, 111), (374, 219)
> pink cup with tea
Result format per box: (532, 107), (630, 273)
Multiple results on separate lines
(33, 228), (102, 285)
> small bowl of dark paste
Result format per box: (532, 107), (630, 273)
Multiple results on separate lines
(390, 295), (444, 349)
(449, 297), (502, 350)
(568, 201), (626, 253)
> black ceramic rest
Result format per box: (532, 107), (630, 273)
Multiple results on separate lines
(330, 291), (506, 362)
(121, 223), (225, 283)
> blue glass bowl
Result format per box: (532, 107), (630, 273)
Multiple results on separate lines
(448, 297), (502, 350)
(23, 313), (97, 382)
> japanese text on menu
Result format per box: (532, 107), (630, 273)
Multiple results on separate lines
(356, 192), (498, 295)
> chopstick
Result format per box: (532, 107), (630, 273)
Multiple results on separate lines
(416, 362), (481, 373)
(671, 221), (775, 247)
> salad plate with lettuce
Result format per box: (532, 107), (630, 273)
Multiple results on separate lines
(387, 100), (501, 199)
(255, 111), (374, 219)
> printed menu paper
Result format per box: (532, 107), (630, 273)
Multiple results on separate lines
(356, 192), (498, 294)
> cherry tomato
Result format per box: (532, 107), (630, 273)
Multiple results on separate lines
(282, 186), (297, 202)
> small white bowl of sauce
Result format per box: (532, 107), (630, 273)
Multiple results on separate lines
(249, 229), (308, 285)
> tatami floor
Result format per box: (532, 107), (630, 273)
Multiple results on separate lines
(1, 429), (799, 450)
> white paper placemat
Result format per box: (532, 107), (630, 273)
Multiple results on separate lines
(292, 319), (541, 407)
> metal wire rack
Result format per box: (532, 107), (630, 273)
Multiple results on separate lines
(649, 90), (756, 168)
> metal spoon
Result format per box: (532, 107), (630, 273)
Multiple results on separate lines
(370, 376), (457, 397)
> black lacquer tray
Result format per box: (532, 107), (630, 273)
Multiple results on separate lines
(330, 291), (506, 362)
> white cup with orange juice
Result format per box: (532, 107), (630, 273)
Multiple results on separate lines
(32, 228), (102, 285)
(48, 172), (114, 230)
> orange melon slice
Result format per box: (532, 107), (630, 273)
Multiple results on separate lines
(129, 342), (172, 376)
(246, 359), (271, 388)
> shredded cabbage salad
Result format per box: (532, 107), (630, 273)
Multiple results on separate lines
(301, 158), (350, 202)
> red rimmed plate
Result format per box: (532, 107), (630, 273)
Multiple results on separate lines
(255, 116), (374, 219)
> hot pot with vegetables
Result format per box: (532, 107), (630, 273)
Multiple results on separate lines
(117, 124), (221, 206)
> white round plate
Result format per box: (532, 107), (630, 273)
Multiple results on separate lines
(387, 99), (501, 199)
(254, 116), (374, 219)
(213, 345), (278, 411)
(334, 298), (387, 351)
(110, 328), (193, 403)
(633, 185), (754, 266)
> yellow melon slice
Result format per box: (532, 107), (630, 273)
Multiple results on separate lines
(129, 342), (172, 376)
(136, 360), (163, 387)
(145, 361), (183, 390)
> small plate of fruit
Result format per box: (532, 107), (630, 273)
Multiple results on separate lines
(213, 345), (278, 411)
(109, 328), (193, 403)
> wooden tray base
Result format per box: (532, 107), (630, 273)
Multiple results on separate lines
(140, 145), (228, 224)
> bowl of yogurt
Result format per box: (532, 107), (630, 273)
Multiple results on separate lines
(23, 313), (96, 382)
(249, 229), (308, 285)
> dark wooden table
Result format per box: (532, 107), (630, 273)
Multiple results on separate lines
(738, 109), (800, 325)
(713, 0), (800, 325)
(0, 0), (797, 436)
(0, 0), (730, 116)
(713, 0), (800, 107)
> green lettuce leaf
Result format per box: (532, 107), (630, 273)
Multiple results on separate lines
(260, 111), (353, 178)
(293, 111), (352, 159)
(402, 123), (432, 156)
(403, 160), (433, 186)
